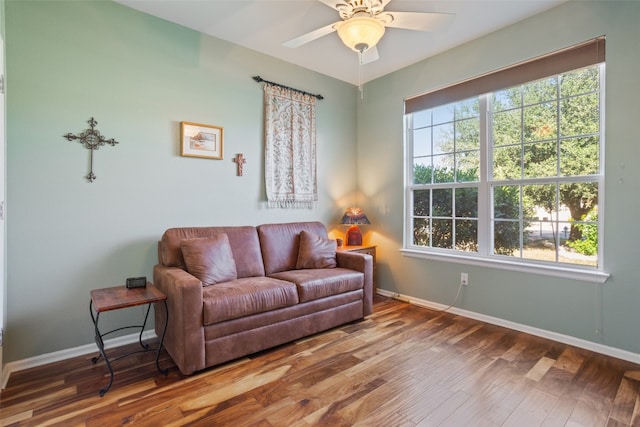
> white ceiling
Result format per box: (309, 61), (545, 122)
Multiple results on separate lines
(114, 0), (566, 86)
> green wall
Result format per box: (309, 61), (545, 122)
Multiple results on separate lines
(5, 0), (357, 362)
(6, 0), (640, 365)
(358, 1), (640, 355)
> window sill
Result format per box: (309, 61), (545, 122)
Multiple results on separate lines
(400, 248), (609, 284)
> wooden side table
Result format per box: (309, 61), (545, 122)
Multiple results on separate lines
(89, 283), (168, 396)
(338, 245), (377, 293)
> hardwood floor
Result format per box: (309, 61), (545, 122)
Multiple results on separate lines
(2, 296), (640, 426)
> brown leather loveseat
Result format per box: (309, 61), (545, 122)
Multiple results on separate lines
(154, 221), (373, 375)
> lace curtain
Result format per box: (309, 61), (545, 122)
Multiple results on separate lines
(264, 83), (317, 208)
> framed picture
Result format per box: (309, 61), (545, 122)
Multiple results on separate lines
(180, 121), (224, 159)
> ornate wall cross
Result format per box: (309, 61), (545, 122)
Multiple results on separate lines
(63, 117), (119, 182)
(233, 153), (246, 176)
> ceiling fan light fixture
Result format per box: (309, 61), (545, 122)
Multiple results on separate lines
(336, 16), (385, 53)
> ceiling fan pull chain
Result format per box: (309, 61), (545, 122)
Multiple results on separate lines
(358, 50), (364, 100)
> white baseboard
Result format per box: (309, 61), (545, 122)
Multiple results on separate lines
(377, 288), (640, 365)
(1, 330), (156, 389)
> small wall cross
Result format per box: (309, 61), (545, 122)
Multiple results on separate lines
(63, 117), (119, 182)
(233, 153), (246, 176)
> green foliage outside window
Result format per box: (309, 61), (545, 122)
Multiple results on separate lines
(567, 211), (598, 256)
(413, 165), (521, 254)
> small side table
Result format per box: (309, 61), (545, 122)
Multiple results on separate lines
(89, 283), (168, 396)
(338, 245), (377, 293)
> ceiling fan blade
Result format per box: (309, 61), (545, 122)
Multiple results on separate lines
(316, 0), (341, 11)
(385, 11), (454, 32)
(283, 22), (338, 48)
(361, 45), (379, 64)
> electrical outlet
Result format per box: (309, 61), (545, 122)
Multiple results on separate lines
(460, 273), (469, 286)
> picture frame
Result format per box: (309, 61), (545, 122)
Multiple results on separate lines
(180, 121), (224, 159)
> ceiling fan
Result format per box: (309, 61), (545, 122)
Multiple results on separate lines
(283, 0), (454, 64)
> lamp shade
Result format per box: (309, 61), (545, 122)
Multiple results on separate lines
(336, 16), (385, 53)
(340, 207), (371, 225)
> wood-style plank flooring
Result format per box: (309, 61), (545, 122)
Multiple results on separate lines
(2, 296), (640, 426)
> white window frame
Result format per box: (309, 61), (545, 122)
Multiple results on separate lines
(401, 60), (608, 284)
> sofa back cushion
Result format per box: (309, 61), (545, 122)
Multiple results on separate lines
(159, 226), (265, 278)
(180, 234), (238, 286)
(257, 221), (328, 275)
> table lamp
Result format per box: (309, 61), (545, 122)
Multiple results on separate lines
(340, 207), (371, 246)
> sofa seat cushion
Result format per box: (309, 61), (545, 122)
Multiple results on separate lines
(202, 277), (299, 325)
(269, 268), (363, 303)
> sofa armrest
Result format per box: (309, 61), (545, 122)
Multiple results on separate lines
(336, 251), (373, 316)
(153, 264), (205, 375)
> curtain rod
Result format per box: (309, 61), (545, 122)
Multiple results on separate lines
(252, 76), (324, 100)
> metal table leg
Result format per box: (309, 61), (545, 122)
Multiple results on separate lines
(139, 303), (151, 351)
(155, 300), (169, 375)
(89, 299), (168, 396)
(90, 300), (114, 397)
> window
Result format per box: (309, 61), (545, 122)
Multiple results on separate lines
(403, 38), (606, 280)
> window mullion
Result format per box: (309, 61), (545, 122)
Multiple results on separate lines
(597, 62), (606, 268)
(478, 94), (490, 256)
(404, 114), (413, 248)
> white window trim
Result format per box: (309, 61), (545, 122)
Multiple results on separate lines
(403, 64), (607, 283)
(400, 248), (609, 283)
